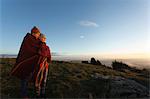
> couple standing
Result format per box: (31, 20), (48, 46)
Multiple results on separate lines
(10, 26), (51, 98)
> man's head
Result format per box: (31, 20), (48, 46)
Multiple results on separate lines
(31, 26), (40, 39)
(39, 33), (46, 43)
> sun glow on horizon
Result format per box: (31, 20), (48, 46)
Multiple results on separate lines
(63, 51), (150, 60)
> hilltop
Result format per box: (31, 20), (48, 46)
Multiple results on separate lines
(0, 58), (149, 98)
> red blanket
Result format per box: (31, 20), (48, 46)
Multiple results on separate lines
(38, 42), (51, 63)
(10, 33), (41, 79)
(33, 42), (51, 82)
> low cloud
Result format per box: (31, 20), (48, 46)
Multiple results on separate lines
(80, 35), (85, 39)
(51, 52), (62, 56)
(79, 20), (99, 27)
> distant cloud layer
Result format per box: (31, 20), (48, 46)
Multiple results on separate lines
(79, 20), (99, 27)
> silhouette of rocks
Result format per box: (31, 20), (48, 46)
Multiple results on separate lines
(96, 60), (102, 65)
(82, 61), (89, 64)
(90, 57), (97, 65)
(90, 57), (102, 66)
(112, 60), (130, 71)
(112, 60), (143, 73)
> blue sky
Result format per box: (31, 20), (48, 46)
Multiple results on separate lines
(0, 0), (149, 59)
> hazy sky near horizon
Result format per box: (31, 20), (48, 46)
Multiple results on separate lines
(0, 0), (150, 58)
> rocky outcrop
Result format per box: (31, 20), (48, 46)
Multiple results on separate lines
(82, 61), (89, 64)
(90, 73), (149, 98)
(90, 57), (102, 65)
(109, 76), (149, 98)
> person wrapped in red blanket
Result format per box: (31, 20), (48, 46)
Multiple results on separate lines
(33, 33), (51, 98)
(10, 27), (41, 79)
(10, 26), (41, 98)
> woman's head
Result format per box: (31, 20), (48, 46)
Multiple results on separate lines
(39, 33), (46, 42)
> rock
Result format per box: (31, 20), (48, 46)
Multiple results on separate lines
(90, 57), (97, 65)
(109, 76), (149, 98)
(82, 61), (89, 64)
(91, 73), (111, 79)
(90, 73), (149, 98)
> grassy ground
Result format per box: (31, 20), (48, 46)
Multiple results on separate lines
(0, 58), (149, 98)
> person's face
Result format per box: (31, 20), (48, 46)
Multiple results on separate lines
(40, 37), (46, 42)
(33, 32), (40, 39)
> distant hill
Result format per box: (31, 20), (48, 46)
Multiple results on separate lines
(0, 54), (17, 58)
(0, 58), (149, 98)
(1, 54), (149, 69)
